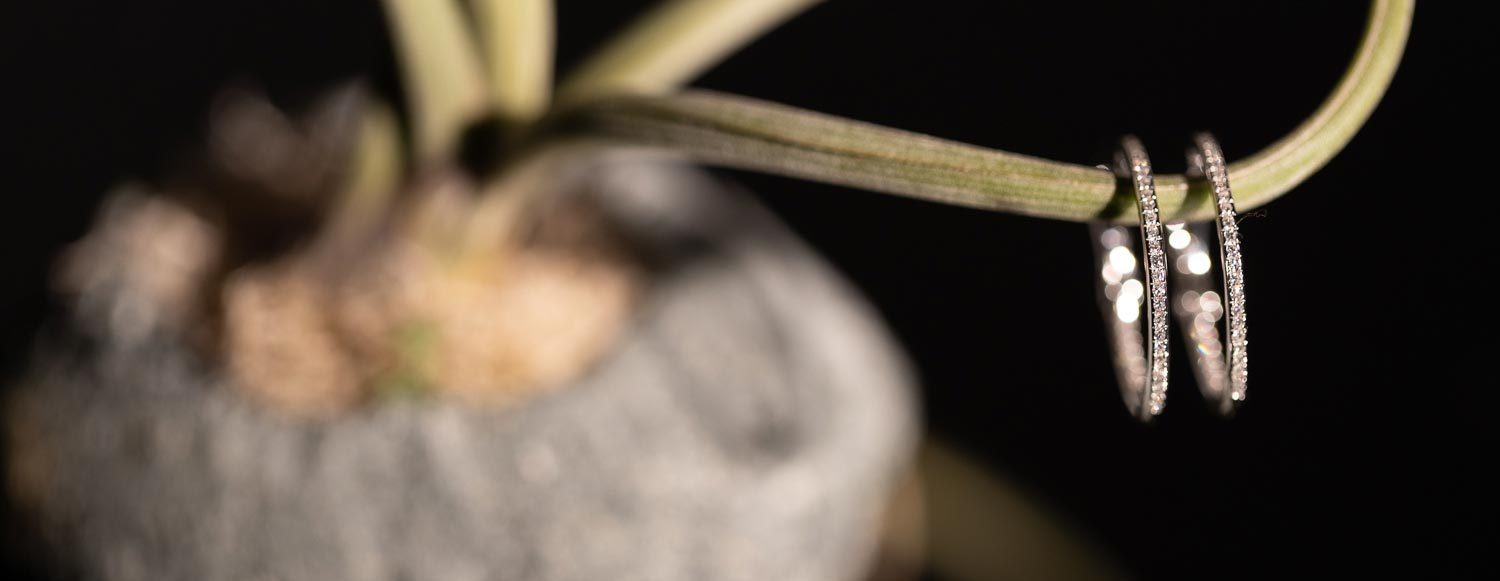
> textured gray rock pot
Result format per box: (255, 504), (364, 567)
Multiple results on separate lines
(3, 160), (918, 581)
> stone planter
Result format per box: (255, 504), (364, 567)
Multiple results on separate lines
(4, 160), (917, 581)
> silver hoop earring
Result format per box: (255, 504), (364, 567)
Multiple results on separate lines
(1092, 136), (1170, 421)
(1167, 132), (1248, 415)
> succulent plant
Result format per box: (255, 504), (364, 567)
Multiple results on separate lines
(52, 0), (1405, 416)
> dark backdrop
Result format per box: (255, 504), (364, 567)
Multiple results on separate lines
(3, 1), (1494, 579)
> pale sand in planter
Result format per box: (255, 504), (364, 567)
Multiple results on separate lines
(4, 159), (918, 581)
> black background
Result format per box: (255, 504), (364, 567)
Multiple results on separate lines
(3, 1), (1495, 579)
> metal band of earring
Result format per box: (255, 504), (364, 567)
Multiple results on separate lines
(1092, 135), (1170, 421)
(1167, 132), (1248, 415)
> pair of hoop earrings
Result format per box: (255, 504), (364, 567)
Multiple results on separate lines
(1092, 134), (1248, 421)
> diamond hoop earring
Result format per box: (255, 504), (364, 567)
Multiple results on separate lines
(1166, 132), (1248, 415)
(1092, 136), (1170, 421)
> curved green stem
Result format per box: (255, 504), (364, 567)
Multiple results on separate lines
(557, 0), (824, 106)
(1213, 0), (1411, 222)
(562, 0), (1412, 222)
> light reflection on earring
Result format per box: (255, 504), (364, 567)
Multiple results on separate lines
(1169, 132), (1248, 415)
(1091, 136), (1170, 421)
